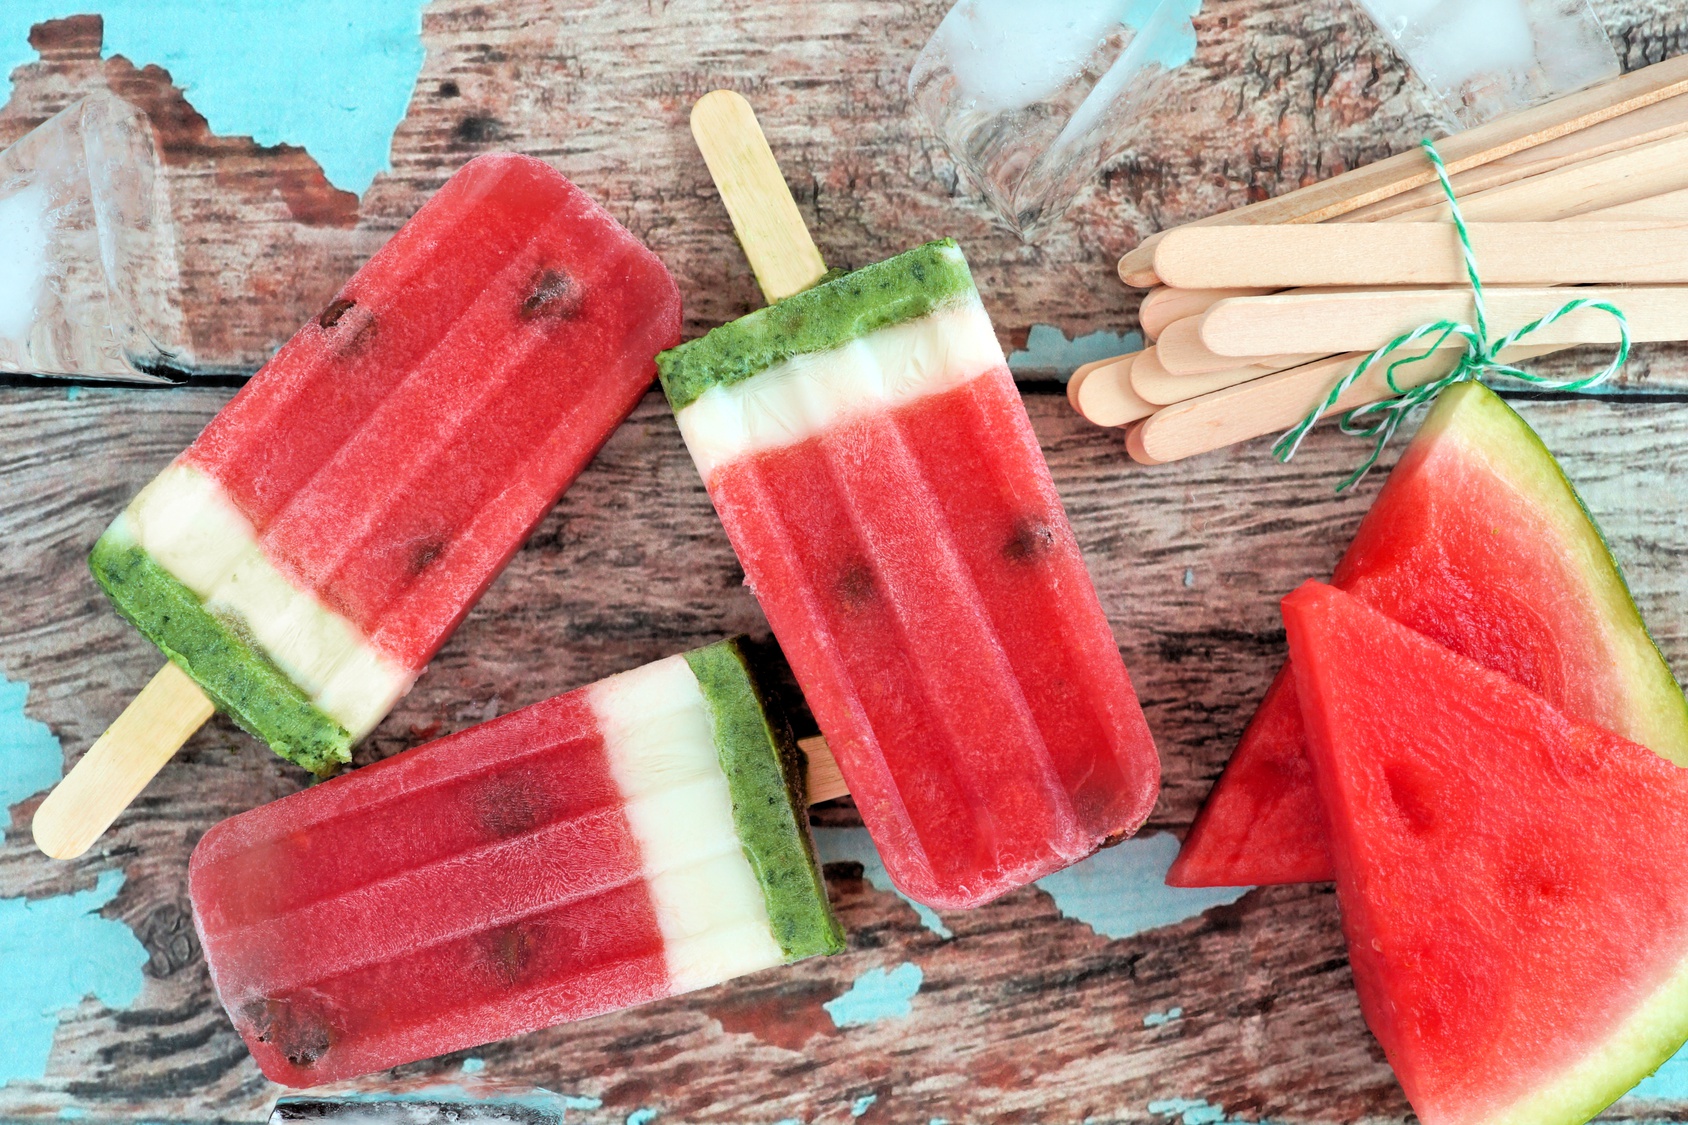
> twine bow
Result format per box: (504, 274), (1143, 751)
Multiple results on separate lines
(1272, 139), (1632, 491)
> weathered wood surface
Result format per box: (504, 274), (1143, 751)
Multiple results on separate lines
(8, 388), (1688, 1124)
(4, 0), (1688, 387)
(5, 1), (1688, 1123)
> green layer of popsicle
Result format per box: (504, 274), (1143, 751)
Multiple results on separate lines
(656, 238), (977, 410)
(89, 523), (355, 776)
(687, 638), (845, 961)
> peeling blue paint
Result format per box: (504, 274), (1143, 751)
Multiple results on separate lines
(0, 673), (62, 810)
(0, 870), (148, 1087)
(1036, 833), (1251, 939)
(1, 671), (151, 1088)
(825, 962), (923, 1028)
(625, 1109), (658, 1125)
(850, 1095), (877, 1118)
(1008, 324), (1141, 381)
(1126, 0), (1203, 69)
(1144, 1006), (1183, 1027)
(813, 827), (952, 939)
(1, 1), (429, 194)
(460, 1057), (485, 1074)
(816, 828), (1249, 942)
(1146, 1099), (1232, 1125)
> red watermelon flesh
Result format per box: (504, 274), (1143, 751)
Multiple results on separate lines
(1283, 580), (1688, 1125)
(1168, 383), (1688, 888)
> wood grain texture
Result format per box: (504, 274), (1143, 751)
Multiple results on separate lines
(4, 1), (1688, 1122)
(0, 0), (1682, 388)
(7, 386), (1688, 1124)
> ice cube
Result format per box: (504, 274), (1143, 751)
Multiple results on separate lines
(0, 181), (49, 341)
(0, 92), (190, 381)
(1354, 0), (1619, 129)
(908, 0), (1198, 239)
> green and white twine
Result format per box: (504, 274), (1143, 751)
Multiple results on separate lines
(1273, 139), (1632, 491)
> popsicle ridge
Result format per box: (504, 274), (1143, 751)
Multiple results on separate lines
(658, 234), (1160, 907)
(91, 153), (682, 777)
(191, 639), (840, 1085)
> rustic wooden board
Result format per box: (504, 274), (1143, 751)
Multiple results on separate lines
(5, 1), (1688, 1123)
(6, 386), (1688, 1124)
(5, 0), (1688, 386)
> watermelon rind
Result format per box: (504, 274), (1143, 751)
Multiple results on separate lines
(1169, 382), (1688, 890)
(1285, 580), (1688, 1125)
(1488, 966), (1688, 1125)
(1417, 383), (1688, 765)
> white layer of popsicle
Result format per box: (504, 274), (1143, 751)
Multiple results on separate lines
(588, 654), (789, 992)
(675, 296), (1004, 480)
(114, 464), (413, 737)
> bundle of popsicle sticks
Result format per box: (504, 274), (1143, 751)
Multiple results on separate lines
(1070, 54), (1688, 465)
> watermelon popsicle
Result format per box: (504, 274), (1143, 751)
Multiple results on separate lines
(664, 93), (1160, 909)
(191, 639), (844, 1086)
(34, 152), (681, 859)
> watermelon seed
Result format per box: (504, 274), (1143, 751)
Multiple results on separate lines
(1384, 763), (1437, 835)
(522, 269), (584, 320)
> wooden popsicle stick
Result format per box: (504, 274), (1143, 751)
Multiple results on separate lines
(690, 90), (828, 303)
(1120, 257), (1163, 290)
(1124, 421), (1164, 466)
(1139, 285), (1273, 339)
(1156, 315), (1323, 375)
(1116, 54), (1688, 286)
(1337, 91), (1688, 224)
(1127, 181), (1688, 310)
(1154, 222), (1688, 289)
(1201, 286), (1688, 357)
(1067, 355), (1112, 411)
(1130, 346), (1282, 406)
(1391, 129), (1688, 226)
(1076, 351), (1155, 427)
(1584, 187), (1688, 222)
(33, 663), (215, 859)
(1133, 345), (1568, 464)
(799, 736), (850, 804)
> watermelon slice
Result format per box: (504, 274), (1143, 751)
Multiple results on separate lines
(1282, 580), (1688, 1125)
(1168, 383), (1688, 888)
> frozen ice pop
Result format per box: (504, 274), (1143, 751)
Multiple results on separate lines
(663, 94), (1160, 909)
(191, 639), (843, 1086)
(36, 152), (681, 858)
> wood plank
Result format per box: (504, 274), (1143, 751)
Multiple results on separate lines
(5, 2), (1688, 1122)
(6, 383), (1688, 1123)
